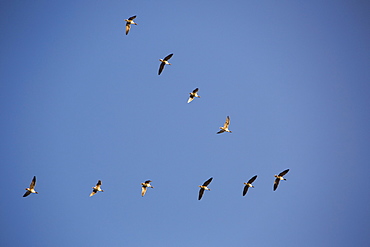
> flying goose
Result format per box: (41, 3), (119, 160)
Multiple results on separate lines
(198, 177), (213, 200)
(273, 169), (289, 191)
(124, 15), (138, 35)
(158, 53), (173, 75)
(23, 176), (38, 197)
(217, 116), (232, 134)
(141, 180), (154, 197)
(243, 175), (257, 196)
(90, 180), (104, 197)
(187, 88), (201, 103)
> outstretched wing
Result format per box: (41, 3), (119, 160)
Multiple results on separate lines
(125, 24), (131, 35)
(89, 190), (97, 197)
(164, 53), (173, 61)
(128, 16), (136, 20)
(144, 180), (152, 184)
(273, 178), (280, 191)
(279, 169), (289, 176)
(217, 128), (226, 134)
(203, 177), (213, 186)
(247, 175), (257, 184)
(30, 176), (36, 189)
(192, 88), (199, 93)
(198, 188), (205, 200)
(23, 190), (31, 197)
(141, 186), (147, 197)
(158, 62), (165, 75)
(95, 180), (102, 189)
(224, 116), (230, 128)
(243, 185), (249, 196)
(187, 96), (194, 103)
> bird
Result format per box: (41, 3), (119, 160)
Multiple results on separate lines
(243, 175), (257, 196)
(23, 176), (38, 197)
(141, 180), (154, 197)
(124, 15), (138, 35)
(187, 88), (201, 103)
(90, 180), (104, 197)
(198, 177), (213, 200)
(158, 53), (173, 75)
(273, 169), (289, 191)
(217, 116), (232, 134)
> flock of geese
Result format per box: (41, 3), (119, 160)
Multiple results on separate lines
(23, 169), (290, 200)
(22, 15), (291, 200)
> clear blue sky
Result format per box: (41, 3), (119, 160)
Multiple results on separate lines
(1, 1), (370, 246)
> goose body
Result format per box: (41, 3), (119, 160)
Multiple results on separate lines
(125, 15), (138, 35)
(273, 169), (289, 191)
(141, 180), (154, 197)
(198, 177), (213, 200)
(217, 116), (232, 134)
(23, 176), (38, 197)
(90, 180), (104, 197)
(187, 88), (201, 103)
(243, 175), (257, 196)
(158, 53), (173, 75)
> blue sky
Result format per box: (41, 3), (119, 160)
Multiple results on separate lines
(1, 1), (370, 246)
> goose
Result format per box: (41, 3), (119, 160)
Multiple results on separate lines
(124, 15), (138, 35)
(273, 169), (289, 191)
(198, 177), (213, 200)
(141, 180), (154, 197)
(23, 176), (38, 197)
(217, 116), (232, 134)
(187, 88), (201, 103)
(90, 180), (104, 197)
(243, 175), (257, 196)
(158, 53), (173, 75)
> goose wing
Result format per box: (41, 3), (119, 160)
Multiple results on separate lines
(224, 116), (230, 128)
(243, 185), (249, 196)
(125, 24), (131, 35)
(203, 177), (213, 186)
(141, 186), (147, 197)
(279, 169), (289, 176)
(89, 189), (97, 197)
(158, 62), (165, 75)
(96, 180), (102, 189)
(30, 176), (36, 189)
(217, 129), (225, 134)
(192, 88), (199, 93)
(198, 188), (205, 200)
(23, 190), (31, 197)
(247, 175), (257, 184)
(128, 15), (136, 20)
(164, 53), (173, 61)
(187, 95), (194, 103)
(273, 178), (280, 191)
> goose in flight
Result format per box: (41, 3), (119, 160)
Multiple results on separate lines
(90, 180), (104, 197)
(158, 53), (173, 75)
(217, 116), (232, 134)
(141, 180), (154, 197)
(198, 177), (213, 200)
(243, 175), (257, 196)
(273, 169), (289, 191)
(187, 88), (201, 103)
(125, 15), (138, 35)
(23, 176), (38, 197)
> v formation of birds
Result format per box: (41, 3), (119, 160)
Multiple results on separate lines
(22, 16), (290, 200)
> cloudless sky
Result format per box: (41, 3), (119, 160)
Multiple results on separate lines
(1, 1), (370, 246)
